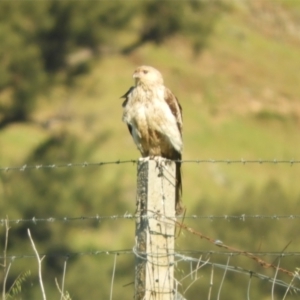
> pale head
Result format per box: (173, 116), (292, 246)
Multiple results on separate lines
(133, 66), (164, 86)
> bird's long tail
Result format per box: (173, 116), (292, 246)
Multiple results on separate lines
(175, 158), (184, 215)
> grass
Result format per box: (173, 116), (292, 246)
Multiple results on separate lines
(0, 124), (48, 165)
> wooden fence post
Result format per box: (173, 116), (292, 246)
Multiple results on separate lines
(135, 157), (176, 300)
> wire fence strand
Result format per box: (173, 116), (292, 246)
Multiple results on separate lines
(1, 158), (300, 298)
(1, 214), (300, 225)
(1, 249), (299, 294)
(0, 158), (300, 172)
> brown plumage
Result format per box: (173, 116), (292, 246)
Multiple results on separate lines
(121, 66), (183, 214)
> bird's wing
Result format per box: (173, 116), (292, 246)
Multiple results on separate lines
(120, 86), (134, 108)
(121, 87), (135, 136)
(164, 87), (183, 136)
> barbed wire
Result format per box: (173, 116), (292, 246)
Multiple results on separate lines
(173, 216), (299, 278)
(1, 249), (299, 293)
(0, 249), (132, 260)
(0, 159), (137, 172)
(175, 253), (300, 293)
(1, 214), (300, 225)
(0, 158), (299, 172)
(182, 159), (300, 165)
(1, 158), (300, 297)
(2, 249), (300, 261)
(176, 250), (300, 257)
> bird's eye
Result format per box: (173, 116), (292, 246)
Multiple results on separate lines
(143, 70), (148, 74)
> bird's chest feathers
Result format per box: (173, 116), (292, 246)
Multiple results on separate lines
(122, 84), (182, 156)
(124, 87), (167, 128)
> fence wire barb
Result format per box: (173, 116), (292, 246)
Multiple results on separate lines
(0, 249), (133, 261)
(1, 214), (300, 225)
(175, 253), (300, 293)
(0, 159), (138, 172)
(1, 158), (300, 298)
(2, 247), (300, 292)
(0, 159), (299, 172)
(3, 249), (300, 261)
(172, 217), (298, 278)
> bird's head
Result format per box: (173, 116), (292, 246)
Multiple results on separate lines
(133, 66), (164, 86)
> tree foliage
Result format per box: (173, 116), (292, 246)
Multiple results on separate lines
(123, 0), (227, 53)
(0, 1), (135, 128)
(0, 0), (224, 128)
(0, 1), (230, 298)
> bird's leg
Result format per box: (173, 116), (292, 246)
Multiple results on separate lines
(138, 156), (156, 167)
(154, 156), (167, 177)
(142, 156), (151, 161)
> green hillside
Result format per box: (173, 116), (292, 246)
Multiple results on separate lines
(1, 1), (300, 299)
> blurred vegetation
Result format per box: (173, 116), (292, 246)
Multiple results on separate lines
(0, 1), (136, 128)
(1, 0), (300, 299)
(0, 0), (222, 129)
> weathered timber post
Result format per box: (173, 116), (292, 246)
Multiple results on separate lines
(135, 158), (176, 300)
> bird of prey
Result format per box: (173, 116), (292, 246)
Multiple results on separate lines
(121, 65), (183, 214)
